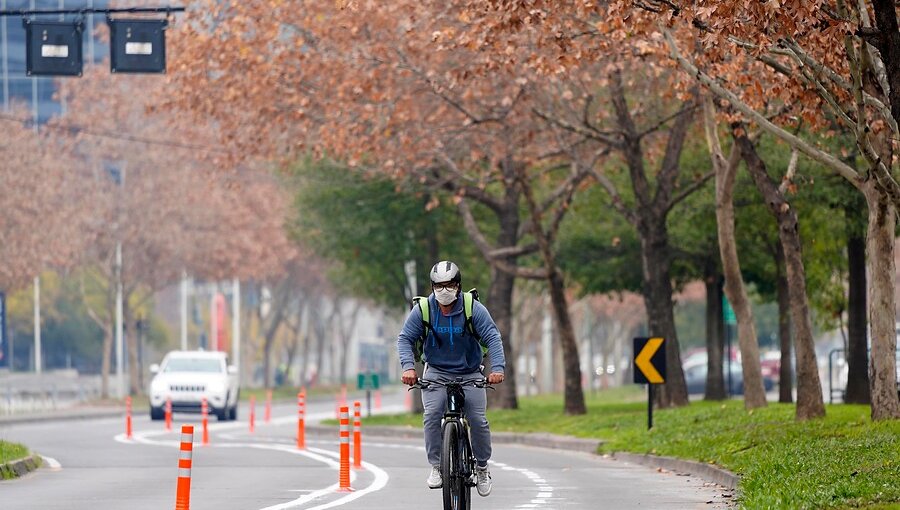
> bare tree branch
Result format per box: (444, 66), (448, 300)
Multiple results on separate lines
(457, 198), (548, 280)
(663, 28), (863, 190)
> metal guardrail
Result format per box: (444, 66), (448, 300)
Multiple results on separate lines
(828, 348), (900, 404)
(0, 371), (102, 415)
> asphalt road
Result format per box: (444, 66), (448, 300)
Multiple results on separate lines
(0, 395), (733, 509)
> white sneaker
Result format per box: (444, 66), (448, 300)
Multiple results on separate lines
(475, 465), (492, 497)
(427, 465), (442, 488)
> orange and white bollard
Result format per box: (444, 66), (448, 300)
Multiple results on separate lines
(249, 395), (256, 434)
(297, 391), (306, 449)
(201, 398), (209, 446)
(338, 406), (352, 491)
(341, 384), (347, 407)
(165, 397), (173, 432)
(375, 389), (382, 410)
(125, 396), (133, 439)
(175, 425), (194, 510)
(353, 401), (362, 469)
(265, 389), (272, 423)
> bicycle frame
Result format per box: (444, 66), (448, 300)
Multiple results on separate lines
(414, 377), (488, 510)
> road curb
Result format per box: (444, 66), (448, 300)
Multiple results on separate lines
(306, 424), (604, 454)
(0, 454), (42, 480)
(612, 452), (740, 490)
(315, 424), (737, 490)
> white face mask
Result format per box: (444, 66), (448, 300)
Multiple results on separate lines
(434, 287), (457, 305)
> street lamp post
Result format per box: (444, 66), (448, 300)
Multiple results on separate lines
(33, 276), (40, 374)
(232, 278), (240, 379)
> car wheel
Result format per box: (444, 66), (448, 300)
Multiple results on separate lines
(150, 406), (164, 421)
(228, 403), (237, 421)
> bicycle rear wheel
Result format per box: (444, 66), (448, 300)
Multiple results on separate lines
(441, 421), (467, 510)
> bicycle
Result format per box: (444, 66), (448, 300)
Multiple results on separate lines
(410, 377), (492, 510)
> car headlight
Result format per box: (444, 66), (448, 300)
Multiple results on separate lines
(150, 379), (166, 397)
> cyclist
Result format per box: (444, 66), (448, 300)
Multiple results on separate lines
(398, 260), (506, 497)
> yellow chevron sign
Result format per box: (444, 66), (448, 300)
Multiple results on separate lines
(633, 337), (666, 384)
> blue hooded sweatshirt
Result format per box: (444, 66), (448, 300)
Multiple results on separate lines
(397, 293), (505, 375)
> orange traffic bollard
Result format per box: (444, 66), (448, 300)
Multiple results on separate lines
(297, 391), (306, 449)
(175, 425), (194, 510)
(338, 406), (352, 491)
(249, 395), (256, 434)
(353, 401), (362, 469)
(165, 397), (173, 432)
(341, 384), (347, 407)
(201, 398), (209, 446)
(265, 389), (272, 423)
(125, 396), (133, 439)
(375, 389), (382, 410)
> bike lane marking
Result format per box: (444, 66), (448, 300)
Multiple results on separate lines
(113, 421), (389, 510)
(491, 461), (555, 509)
(214, 435), (555, 508)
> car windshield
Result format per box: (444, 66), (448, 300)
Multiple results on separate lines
(163, 358), (222, 373)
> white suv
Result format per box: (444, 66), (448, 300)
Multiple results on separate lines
(149, 350), (239, 421)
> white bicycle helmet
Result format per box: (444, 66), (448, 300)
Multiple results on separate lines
(430, 260), (462, 286)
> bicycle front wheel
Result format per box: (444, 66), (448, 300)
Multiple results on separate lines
(441, 420), (466, 510)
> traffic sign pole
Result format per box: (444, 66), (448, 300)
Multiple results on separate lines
(634, 337), (666, 431)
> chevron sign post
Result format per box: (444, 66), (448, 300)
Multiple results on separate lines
(633, 337), (666, 430)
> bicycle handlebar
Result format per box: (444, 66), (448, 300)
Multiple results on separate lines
(408, 377), (492, 390)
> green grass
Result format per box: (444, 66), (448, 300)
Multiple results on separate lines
(361, 389), (900, 509)
(0, 440), (29, 464)
(240, 384), (371, 402)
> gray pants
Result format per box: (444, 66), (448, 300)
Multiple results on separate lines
(421, 365), (491, 468)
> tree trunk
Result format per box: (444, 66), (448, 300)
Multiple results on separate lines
(863, 186), (900, 420)
(738, 134), (822, 418)
(124, 301), (140, 396)
(704, 269), (726, 400)
(607, 72), (692, 408)
(714, 135), (767, 409)
(844, 226), (870, 404)
(100, 322), (113, 399)
(485, 196), (520, 410)
(641, 226), (689, 408)
(775, 243), (794, 403)
(518, 171), (585, 414)
(547, 268), (586, 414)
(313, 301), (328, 388)
(299, 304), (311, 387)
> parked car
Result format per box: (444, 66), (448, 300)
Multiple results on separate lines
(149, 350), (239, 421)
(683, 361), (775, 395)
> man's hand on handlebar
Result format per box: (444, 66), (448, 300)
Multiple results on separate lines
(402, 369), (418, 386)
(487, 372), (504, 384)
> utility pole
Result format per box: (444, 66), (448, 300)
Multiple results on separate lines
(115, 241), (124, 397)
(114, 164), (127, 399)
(33, 276), (40, 374)
(180, 271), (188, 350)
(210, 288), (217, 351)
(232, 278), (240, 377)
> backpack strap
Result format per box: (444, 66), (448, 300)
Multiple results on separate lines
(462, 291), (488, 357)
(412, 296), (438, 363)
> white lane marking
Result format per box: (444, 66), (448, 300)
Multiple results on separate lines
(491, 461), (555, 509)
(258, 447), (388, 510)
(114, 420), (390, 510)
(41, 456), (62, 470)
